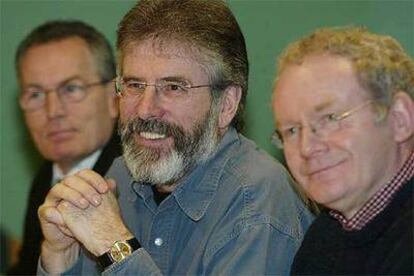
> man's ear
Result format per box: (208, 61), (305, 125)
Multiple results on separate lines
(106, 81), (119, 119)
(218, 86), (242, 130)
(389, 91), (414, 143)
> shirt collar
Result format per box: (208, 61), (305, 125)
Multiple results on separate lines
(52, 149), (102, 184)
(131, 127), (240, 221)
(174, 127), (239, 221)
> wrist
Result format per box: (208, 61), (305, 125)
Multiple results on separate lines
(93, 228), (134, 256)
(41, 241), (79, 274)
(97, 237), (141, 269)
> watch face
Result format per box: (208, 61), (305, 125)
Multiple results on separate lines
(110, 241), (132, 262)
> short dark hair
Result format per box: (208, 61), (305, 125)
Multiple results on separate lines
(117, 0), (248, 131)
(16, 20), (116, 82)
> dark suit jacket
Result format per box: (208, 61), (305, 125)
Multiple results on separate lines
(7, 134), (121, 275)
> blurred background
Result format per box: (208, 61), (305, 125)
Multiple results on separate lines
(1, 0), (413, 272)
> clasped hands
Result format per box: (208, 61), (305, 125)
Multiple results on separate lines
(38, 169), (133, 273)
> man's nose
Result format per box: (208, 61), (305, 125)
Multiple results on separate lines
(134, 87), (164, 120)
(45, 90), (66, 119)
(298, 126), (328, 158)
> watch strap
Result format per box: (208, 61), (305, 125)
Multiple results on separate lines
(98, 237), (141, 269)
(98, 250), (113, 269)
(128, 237), (141, 251)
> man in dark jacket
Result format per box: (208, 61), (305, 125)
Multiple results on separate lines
(272, 26), (413, 275)
(8, 20), (121, 275)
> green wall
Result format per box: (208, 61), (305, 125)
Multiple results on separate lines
(1, 0), (413, 240)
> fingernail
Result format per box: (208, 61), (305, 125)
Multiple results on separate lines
(79, 198), (88, 208)
(92, 195), (101, 206)
(99, 182), (108, 193)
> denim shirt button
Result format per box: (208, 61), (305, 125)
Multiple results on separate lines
(154, 237), (163, 246)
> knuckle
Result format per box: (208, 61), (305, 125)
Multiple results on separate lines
(37, 206), (45, 218)
(77, 168), (97, 179)
(63, 175), (80, 187)
(39, 206), (54, 221)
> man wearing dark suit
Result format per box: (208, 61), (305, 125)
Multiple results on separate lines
(7, 20), (120, 275)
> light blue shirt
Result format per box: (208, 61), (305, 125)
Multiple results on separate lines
(46, 128), (314, 275)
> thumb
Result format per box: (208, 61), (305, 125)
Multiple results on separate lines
(39, 206), (65, 226)
(106, 178), (118, 195)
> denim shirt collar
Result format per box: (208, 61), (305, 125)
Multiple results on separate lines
(131, 127), (240, 221)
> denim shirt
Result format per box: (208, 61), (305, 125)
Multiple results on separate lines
(43, 128), (314, 275)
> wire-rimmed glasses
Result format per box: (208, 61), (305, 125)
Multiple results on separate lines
(272, 100), (375, 149)
(20, 79), (111, 112)
(115, 77), (211, 103)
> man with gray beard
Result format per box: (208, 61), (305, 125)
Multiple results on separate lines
(37, 0), (314, 275)
(121, 101), (220, 185)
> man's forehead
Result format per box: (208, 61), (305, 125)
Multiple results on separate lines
(275, 55), (367, 102)
(19, 38), (99, 83)
(120, 40), (210, 80)
(123, 39), (202, 61)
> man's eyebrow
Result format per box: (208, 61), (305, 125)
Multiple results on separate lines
(314, 98), (335, 112)
(120, 75), (191, 83)
(275, 98), (336, 128)
(121, 76), (144, 82)
(23, 76), (82, 89)
(160, 76), (189, 83)
(59, 76), (83, 85)
(23, 83), (43, 89)
(275, 115), (296, 129)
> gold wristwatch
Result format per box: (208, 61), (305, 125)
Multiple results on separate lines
(98, 237), (141, 268)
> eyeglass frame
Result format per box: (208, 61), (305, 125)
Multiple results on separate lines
(271, 100), (377, 149)
(115, 76), (211, 101)
(19, 79), (111, 112)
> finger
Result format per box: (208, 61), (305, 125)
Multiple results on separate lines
(46, 182), (90, 209)
(76, 169), (109, 194)
(58, 225), (74, 237)
(41, 182), (70, 208)
(62, 175), (103, 207)
(38, 205), (65, 226)
(106, 178), (117, 194)
(56, 202), (76, 237)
